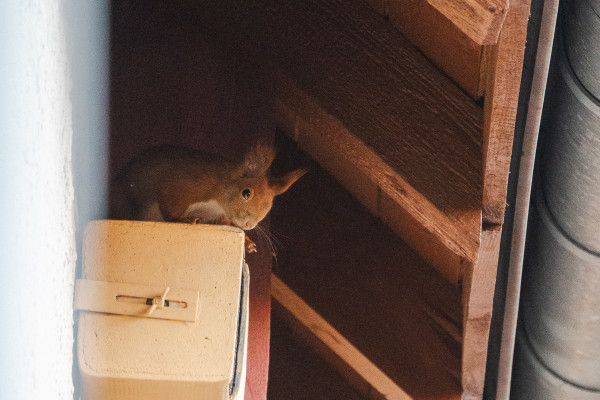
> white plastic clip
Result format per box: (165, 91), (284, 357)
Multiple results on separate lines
(146, 287), (170, 316)
(74, 279), (199, 322)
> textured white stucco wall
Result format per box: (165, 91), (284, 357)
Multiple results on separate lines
(0, 1), (76, 399)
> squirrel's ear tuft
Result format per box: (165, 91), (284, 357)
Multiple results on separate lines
(235, 140), (276, 178)
(270, 168), (308, 195)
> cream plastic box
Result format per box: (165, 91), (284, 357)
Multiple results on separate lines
(76, 220), (249, 400)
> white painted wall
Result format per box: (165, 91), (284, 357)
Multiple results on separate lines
(0, 1), (108, 399)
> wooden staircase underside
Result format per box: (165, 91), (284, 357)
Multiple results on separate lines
(188, 0), (530, 398)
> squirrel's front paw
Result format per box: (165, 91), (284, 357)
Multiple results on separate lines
(245, 237), (257, 253)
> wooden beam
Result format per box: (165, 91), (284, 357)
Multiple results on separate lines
(426, 0), (509, 45)
(462, 5), (532, 397)
(272, 71), (479, 285)
(461, 228), (502, 399)
(482, 0), (531, 224)
(268, 156), (463, 399)
(365, 0), (487, 98)
(271, 274), (414, 400)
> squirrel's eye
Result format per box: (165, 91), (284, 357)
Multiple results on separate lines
(242, 189), (252, 200)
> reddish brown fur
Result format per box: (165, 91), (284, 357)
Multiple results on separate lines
(110, 143), (306, 252)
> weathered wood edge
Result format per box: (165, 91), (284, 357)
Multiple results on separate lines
(426, 0), (509, 45)
(271, 274), (414, 400)
(461, 228), (501, 400)
(482, 0), (532, 225)
(463, 2), (532, 398)
(365, 0), (486, 98)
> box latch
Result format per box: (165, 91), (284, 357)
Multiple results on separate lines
(74, 279), (200, 322)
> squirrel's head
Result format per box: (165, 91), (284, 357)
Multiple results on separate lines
(221, 141), (306, 230)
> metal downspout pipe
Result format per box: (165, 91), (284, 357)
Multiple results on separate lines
(511, 0), (600, 398)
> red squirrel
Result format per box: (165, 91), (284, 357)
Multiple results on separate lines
(109, 142), (306, 253)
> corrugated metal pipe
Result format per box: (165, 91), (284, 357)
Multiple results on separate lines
(511, 0), (600, 398)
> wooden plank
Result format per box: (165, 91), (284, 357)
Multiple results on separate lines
(461, 3), (530, 398)
(271, 67), (479, 285)
(268, 156), (463, 399)
(271, 275), (413, 400)
(479, 46), (495, 100)
(275, 98), (381, 217)
(460, 228), (501, 400)
(458, 6), (531, 396)
(426, 0), (509, 45)
(365, 0), (486, 98)
(269, 313), (373, 399)
(482, 0), (532, 224)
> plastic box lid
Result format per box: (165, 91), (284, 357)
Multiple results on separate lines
(77, 220), (246, 400)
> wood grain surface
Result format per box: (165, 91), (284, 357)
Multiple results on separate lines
(365, 0), (488, 98)
(271, 71), (481, 285)
(482, 0), (532, 225)
(269, 155), (463, 399)
(190, 0), (485, 284)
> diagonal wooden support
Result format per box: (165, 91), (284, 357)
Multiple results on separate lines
(271, 274), (413, 400)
